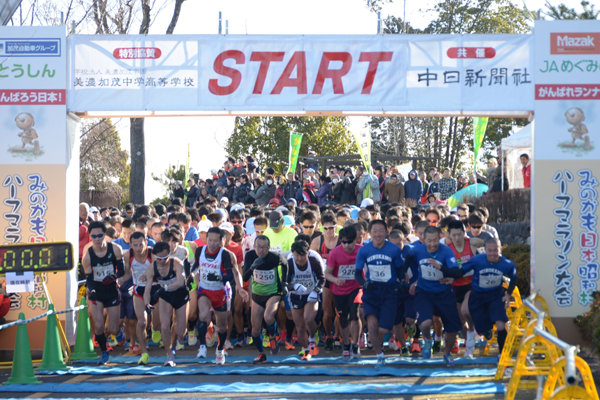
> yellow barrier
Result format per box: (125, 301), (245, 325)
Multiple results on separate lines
(501, 294), (599, 400)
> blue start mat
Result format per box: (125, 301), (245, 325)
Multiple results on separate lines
(36, 365), (497, 378)
(71, 354), (498, 366)
(0, 382), (505, 395)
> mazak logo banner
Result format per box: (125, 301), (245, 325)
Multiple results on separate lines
(551, 33), (600, 55)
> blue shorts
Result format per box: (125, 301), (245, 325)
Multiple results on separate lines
(120, 294), (136, 319)
(395, 292), (416, 325)
(468, 288), (508, 334)
(415, 287), (462, 333)
(362, 283), (397, 331)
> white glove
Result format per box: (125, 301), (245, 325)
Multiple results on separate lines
(307, 291), (318, 303)
(293, 283), (307, 294)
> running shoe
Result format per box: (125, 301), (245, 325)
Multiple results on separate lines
(262, 334), (270, 348)
(342, 349), (351, 362)
(358, 333), (366, 348)
(234, 336), (245, 347)
(206, 330), (217, 347)
(389, 338), (399, 351)
(367, 340), (373, 349)
(188, 330), (198, 346)
(484, 330), (493, 341)
(464, 347), (474, 359)
(138, 352), (149, 365)
(279, 330), (287, 344)
(334, 338), (342, 350)
(400, 346), (411, 357)
(224, 340), (234, 351)
(115, 329), (125, 346)
(432, 340), (442, 353)
(124, 339), (131, 350)
(164, 354), (176, 367)
(197, 345), (207, 358)
(285, 340), (295, 350)
(300, 349), (311, 361)
(325, 337), (334, 351)
(108, 334), (118, 348)
(411, 341), (422, 353)
(152, 328), (161, 344)
(171, 347), (176, 357)
(466, 330), (476, 348)
(246, 336), (253, 346)
(351, 345), (361, 359)
(292, 334), (300, 344)
(309, 342), (319, 356)
(270, 338), (280, 355)
(93, 336), (99, 348)
(375, 355), (385, 370)
(98, 351), (109, 365)
(175, 340), (185, 351)
(215, 349), (225, 365)
(131, 345), (142, 355)
(451, 339), (460, 354)
(253, 353), (267, 364)
(423, 340), (432, 359)
(443, 354), (456, 366)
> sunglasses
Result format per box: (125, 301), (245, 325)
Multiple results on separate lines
(323, 226), (335, 231)
(471, 225), (483, 229)
(255, 229), (266, 234)
(90, 234), (104, 239)
(154, 254), (169, 260)
(231, 220), (243, 224)
(303, 225), (315, 229)
(341, 240), (354, 245)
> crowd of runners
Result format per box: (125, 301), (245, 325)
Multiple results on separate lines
(78, 156), (518, 369)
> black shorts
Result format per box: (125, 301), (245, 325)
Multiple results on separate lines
(94, 284), (120, 308)
(290, 293), (315, 309)
(334, 288), (362, 328)
(454, 284), (472, 304)
(159, 287), (189, 310)
(134, 285), (161, 306)
(252, 293), (280, 309)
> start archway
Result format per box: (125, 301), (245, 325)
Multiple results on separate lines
(0, 20), (598, 348)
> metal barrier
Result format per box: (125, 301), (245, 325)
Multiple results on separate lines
(502, 293), (598, 400)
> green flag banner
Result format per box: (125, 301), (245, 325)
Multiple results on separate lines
(353, 127), (372, 198)
(473, 117), (488, 173)
(288, 133), (303, 175)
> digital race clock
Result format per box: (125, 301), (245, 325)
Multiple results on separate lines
(0, 242), (74, 273)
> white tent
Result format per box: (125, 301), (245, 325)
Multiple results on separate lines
(501, 123), (532, 190)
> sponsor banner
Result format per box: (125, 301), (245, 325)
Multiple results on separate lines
(288, 133), (302, 175)
(0, 26), (72, 350)
(68, 34), (534, 112)
(534, 21), (600, 321)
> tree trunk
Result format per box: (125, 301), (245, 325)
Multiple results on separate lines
(129, 117), (145, 204)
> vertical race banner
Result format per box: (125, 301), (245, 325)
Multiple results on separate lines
(0, 26), (73, 349)
(288, 133), (302, 175)
(354, 127), (373, 198)
(533, 21), (600, 342)
(473, 117), (488, 172)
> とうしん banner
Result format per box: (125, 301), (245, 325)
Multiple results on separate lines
(68, 34), (533, 113)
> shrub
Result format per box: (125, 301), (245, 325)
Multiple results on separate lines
(464, 188), (530, 224)
(575, 292), (600, 348)
(502, 243), (530, 298)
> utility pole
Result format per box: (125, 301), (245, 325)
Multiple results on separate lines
(218, 11), (222, 34)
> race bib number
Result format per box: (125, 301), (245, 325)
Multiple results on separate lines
(368, 264), (391, 282)
(93, 264), (114, 282)
(253, 269), (275, 285)
(201, 267), (221, 287)
(480, 275), (502, 289)
(420, 264), (444, 281)
(133, 269), (147, 286)
(295, 278), (315, 293)
(270, 245), (283, 255)
(338, 264), (355, 280)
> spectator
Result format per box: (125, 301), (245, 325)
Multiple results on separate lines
(429, 173), (440, 196)
(330, 174), (342, 204)
(403, 170), (422, 207)
(250, 176), (275, 206)
(438, 168), (457, 200)
(183, 178), (199, 208)
(340, 168), (357, 205)
(521, 153), (531, 188)
(233, 174), (252, 203)
(384, 173), (405, 204)
(419, 171), (430, 204)
(316, 176), (332, 206)
(282, 171), (301, 203)
(357, 168), (380, 203)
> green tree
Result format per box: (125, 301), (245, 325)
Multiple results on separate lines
(227, 117), (358, 176)
(151, 163), (195, 202)
(543, 0), (599, 20)
(80, 119), (130, 201)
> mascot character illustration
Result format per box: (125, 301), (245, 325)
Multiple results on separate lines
(563, 107), (591, 151)
(12, 112), (40, 155)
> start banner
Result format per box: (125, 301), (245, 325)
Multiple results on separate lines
(68, 34), (533, 113)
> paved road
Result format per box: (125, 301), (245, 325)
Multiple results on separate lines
(0, 343), (540, 400)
